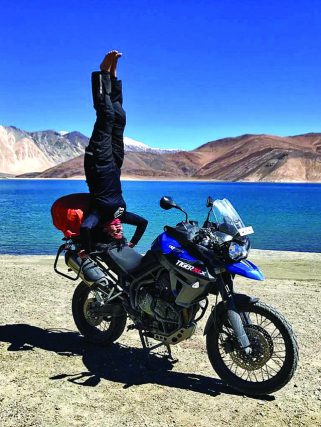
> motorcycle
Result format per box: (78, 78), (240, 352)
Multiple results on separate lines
(54, 195), (299, 395)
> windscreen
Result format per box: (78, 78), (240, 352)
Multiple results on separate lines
(212, 199), (253, 237)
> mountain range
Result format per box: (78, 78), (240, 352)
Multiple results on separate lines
(1, 125), (321, 181)
(0, 125), (176, 175)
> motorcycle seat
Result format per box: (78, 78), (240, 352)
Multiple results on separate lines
(107, 245), (144, 274)
(128, 250), (159, 277)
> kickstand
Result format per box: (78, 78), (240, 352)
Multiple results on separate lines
(138, 329), (149, 351)
(138, 329), (179, 365)
(164, 344), (179, 364)
(138, 329), (153, 368)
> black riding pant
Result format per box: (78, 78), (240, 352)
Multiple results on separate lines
(84, 71), (126, 219)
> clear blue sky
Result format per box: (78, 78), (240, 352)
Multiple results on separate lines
(1, 0), (321, 149)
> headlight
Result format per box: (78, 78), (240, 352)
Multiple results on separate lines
(229, 242), (249, 261)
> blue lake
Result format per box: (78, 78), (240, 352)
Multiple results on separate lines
(0, 179), (320, 254)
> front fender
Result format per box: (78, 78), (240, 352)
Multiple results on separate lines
(203, 293), (259, 335)
(226, 260), (265, 281)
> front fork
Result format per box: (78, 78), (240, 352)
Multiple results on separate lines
(219, 274), (252, 354)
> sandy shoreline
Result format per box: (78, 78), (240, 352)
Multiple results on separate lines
(0, 250), (320, 426)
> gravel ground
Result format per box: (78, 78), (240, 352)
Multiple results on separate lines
(0, 250), (320, 427)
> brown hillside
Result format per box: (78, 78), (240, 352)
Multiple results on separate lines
(24, 133), (321, 182)
(37, 155), (84, 178)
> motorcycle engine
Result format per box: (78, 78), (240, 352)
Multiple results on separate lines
(136, 271), (180, 332)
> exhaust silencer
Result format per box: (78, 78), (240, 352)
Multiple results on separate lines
(65, 251), (109, 288)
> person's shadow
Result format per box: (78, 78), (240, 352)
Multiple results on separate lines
(0, 324), (274, 400)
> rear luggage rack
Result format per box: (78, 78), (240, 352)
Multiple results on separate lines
(53, 243), (84, 281)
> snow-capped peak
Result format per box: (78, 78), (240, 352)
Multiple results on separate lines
(124, 137), (152, 151)
(124, 136), (179, 153)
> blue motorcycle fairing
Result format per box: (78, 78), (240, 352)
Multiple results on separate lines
(151, 232), (197, 262)
(227, 260), (265, 281)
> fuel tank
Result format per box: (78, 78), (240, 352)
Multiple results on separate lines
(151, 232), (218, 306)
(151, 232), (210, 277)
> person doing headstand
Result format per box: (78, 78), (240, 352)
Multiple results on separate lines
(80, 51), (147, 254)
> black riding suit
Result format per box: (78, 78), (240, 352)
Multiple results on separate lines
(82, 70), (148, 253)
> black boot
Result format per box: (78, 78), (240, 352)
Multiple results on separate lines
(91, 71), (111, 108)
(111, 78), (123, 104)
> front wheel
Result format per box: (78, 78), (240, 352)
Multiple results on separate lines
(72, 281), (127, 345)
(206, 301), (299, 395)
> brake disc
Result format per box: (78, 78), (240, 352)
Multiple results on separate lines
(230, 324), (274, 371)
(83, 298), (104, 326)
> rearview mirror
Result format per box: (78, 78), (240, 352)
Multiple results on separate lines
(160, 196), (188, 222)
(160, 196), (177, 210)
(206, 196), (214, 207)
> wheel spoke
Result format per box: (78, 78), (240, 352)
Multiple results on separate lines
(234, 364), (240, 376)
(238, 368), (246, 379)
(270, 358), (283, 369)
(272, 353), (285, 362)
(263, 365), (272, 379)
(267, 363), (280, 375)
(272, 336), (284, 342)
(271, 330), (282, 338)
(229, 362), (237, 373)
(252, 370), (259, 382)
(259, 368), (265, 381)
(260, 319), (273, 328)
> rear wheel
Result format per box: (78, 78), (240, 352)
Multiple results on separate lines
(72, 281), (127, 345)
(206, 301), (299, 395)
